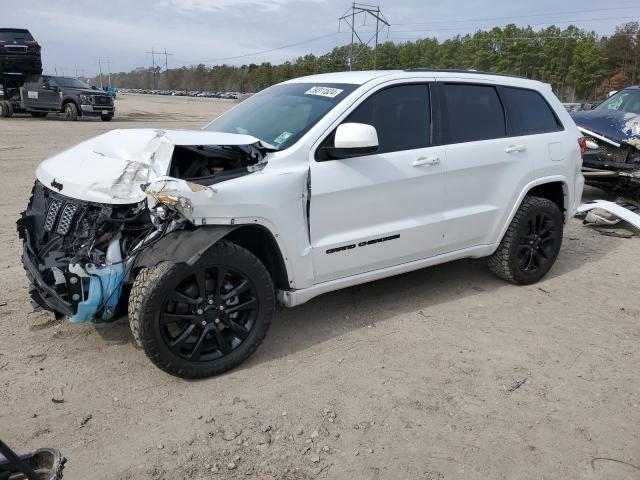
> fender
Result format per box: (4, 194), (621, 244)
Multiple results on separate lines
(494, 175), (570, 247)
(134, 225), (238, 269)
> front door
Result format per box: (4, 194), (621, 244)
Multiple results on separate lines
(309, 83), (447, 283)
(22, 76), (59, 110)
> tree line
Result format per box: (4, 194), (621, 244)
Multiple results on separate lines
(93, 22), (640, 102)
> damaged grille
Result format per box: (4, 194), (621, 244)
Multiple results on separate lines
(56, 203), (79, 235)
(43, 199), (62, 232)
(583, 133), (631, 164)
(43, 198), (81, 236)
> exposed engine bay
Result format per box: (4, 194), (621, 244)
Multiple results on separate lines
(169, 144), (265, 182)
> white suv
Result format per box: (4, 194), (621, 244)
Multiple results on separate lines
(18, 69), (585, 377)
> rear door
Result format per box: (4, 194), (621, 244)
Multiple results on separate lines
(310, 82), (447, 283)
(439, 82), (565, 251)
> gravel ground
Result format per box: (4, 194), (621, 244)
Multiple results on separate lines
(0, 94), (638, 480)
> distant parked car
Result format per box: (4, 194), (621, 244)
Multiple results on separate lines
(0, 28), (41, 76)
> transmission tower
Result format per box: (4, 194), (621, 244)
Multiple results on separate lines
(339, 2), (390, 70)
(146, 48), (173, 88)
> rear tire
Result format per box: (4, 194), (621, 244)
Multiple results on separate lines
(100, 115), (112, 122)
(487, 196), (563, 285)
(128, 240), (275, 378)
(1, 101), (13, 118)
(63, 102), (78, 121)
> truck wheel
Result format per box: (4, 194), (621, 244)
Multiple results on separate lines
(63, 102), (78, 121)
(128, 240), (275, 378)
(487, 196), (563, 285)
(1, 101), (13, 118)
(100, 115), (112, 122)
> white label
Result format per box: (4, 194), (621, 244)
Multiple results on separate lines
(101, 110), (109, 114)
(27, 91), (38, 99)
(273, 131), (292, 146)
(304, 86), (343, 98)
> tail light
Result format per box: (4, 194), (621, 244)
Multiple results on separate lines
(578, 137), (586, 156)
(0, 41), (5, 47)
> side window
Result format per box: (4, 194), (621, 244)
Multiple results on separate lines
(344, 84), (431, 154)
(442, 84), (505, 143)
(502, 87), (562, 135)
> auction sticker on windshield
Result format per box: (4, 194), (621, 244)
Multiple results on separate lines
(305, 86), (344, 98)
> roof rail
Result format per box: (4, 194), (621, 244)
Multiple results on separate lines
(404, 68), (527, 79)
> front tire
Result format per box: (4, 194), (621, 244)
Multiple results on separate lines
(128, 241), (275, 378)
(487, 196), (563, 285)
(63, 102), (78, 121)
(100, 115), (113, 122)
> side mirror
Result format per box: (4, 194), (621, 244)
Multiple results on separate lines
(326, 123), (379, 159)
(91, 86), (97, 90)
(43, 81), (50, 89)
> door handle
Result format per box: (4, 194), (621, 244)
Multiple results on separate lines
(505, 144), (526, 153)
(412, 156), (440, 167)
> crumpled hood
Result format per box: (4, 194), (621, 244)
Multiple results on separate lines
(36, 128), (267, 204)
(571, 110), (640, 147)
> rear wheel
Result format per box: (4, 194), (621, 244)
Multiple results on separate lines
(487, 196), (563, 285)
(63, 102), (78, 121)
(100, 115), (113, 122)
(0, 101), (13, 118)
(128, 241), (275, 378)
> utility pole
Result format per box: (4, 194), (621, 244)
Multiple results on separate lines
(163, 49), (173, 87)
(339, 2), (389, 70)
(146, 47), (157, 89)
(97, 59), (103, 88)
(106, 60), (112, 87)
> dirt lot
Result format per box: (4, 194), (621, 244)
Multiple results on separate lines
(0, 94), (638, 480)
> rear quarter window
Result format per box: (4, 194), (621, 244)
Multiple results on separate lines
(501, 87), (563, 136)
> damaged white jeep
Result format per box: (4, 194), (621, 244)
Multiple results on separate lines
(17, 70), (585, 378)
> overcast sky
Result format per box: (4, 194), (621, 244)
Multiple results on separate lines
(5, 0), (639, 76)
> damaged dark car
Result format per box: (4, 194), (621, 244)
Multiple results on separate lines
(571, 86), (640, 197)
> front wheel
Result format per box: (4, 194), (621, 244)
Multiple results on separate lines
(487, 196), (563, 285)
(100, 115), (112, 122)
(63, 102), (78, 121)
(128, 241), (275, 378)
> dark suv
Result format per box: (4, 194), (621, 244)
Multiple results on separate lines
(0, 28), (41, 75)
(21, 75), (115, 121)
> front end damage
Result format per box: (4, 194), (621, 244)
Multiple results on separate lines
(17, 129), (273, 323)
(579, 126), (640, 197)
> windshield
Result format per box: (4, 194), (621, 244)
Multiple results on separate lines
(55, 77), (91, 89)
(204, 83), (357, 149)
(594, 90), (640, 115)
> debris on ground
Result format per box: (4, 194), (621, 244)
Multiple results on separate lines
(576, 199), (640, 233)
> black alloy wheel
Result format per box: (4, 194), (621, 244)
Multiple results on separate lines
(159, 265), (258, 362)
(128, 241), (275, 378)
(517, 212), (557, 273)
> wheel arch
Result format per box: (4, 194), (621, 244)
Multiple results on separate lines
(131, 224), (291, 291)
(526, 181), (568, 221)
(61, 97), (80, 115)
(493, 176), (570, 251)
(223, 225), (291, 291)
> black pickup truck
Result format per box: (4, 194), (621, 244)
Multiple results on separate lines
(1, 75), (115, 120)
